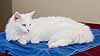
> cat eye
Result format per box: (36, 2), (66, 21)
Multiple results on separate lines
(22, 24), (26, 27)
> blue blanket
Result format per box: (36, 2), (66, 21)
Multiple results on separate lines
(0, 29), (100, 56)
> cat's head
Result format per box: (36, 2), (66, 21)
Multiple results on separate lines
(9, 11), (35, 33)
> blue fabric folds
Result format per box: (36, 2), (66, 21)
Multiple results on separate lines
(0, 29), (100, 56)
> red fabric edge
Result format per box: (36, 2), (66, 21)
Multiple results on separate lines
(74, 46), (100, 56)
(83, 22), (100, 29)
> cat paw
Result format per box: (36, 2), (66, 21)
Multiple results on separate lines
(31, 40), (40, 43)
(48, 45), (56, 48)
(18, 39), (27, 45)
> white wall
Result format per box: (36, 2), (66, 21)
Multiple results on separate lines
(12, 0), (100, 23)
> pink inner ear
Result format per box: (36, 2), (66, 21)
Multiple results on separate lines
(15, 16), (19, 20)
(14, 13), (21, 22)
(14, 17), (21, 22)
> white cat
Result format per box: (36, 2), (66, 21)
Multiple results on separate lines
(5, 11), (94, 48)
(5, 11), (35, 44)
(30, 16), (94, 48)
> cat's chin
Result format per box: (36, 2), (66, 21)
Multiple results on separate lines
(20, 32), (28, 35)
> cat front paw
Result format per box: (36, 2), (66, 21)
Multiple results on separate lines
(31, 40), (40, 43)
(18, 39), (27, 45)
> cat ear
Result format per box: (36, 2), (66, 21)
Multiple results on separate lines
(14, 11), (22, 22)
(26, 11), (35, 16)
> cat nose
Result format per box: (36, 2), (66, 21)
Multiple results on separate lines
(27, 29), (30, 32)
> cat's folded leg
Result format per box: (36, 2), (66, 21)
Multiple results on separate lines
(48, 31), (74, 48)
(48, 38), (73, 48)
